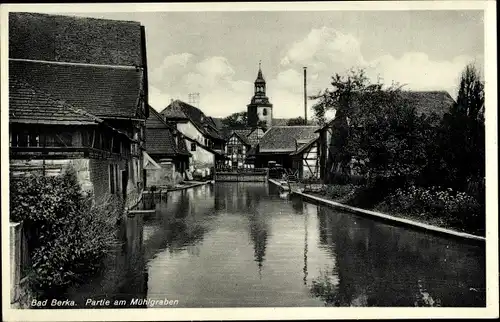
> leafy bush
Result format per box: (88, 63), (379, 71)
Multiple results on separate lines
(343, 176), (400, 209)
(376, 185), (483, 234)
(330, 171), (366, 186)
(324, 184), (356, 201)
(10, 167), (122, 296)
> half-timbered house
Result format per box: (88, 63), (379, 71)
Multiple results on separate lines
(222, 127), (265, 169)
(252, 126), (319, 177)
(290, 137), (320, 180)
(225, 131), (251, 169)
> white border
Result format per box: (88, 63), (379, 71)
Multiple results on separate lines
(1, 1), (498, 321)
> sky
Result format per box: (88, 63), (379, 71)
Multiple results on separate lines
(63, 10), (484, 118)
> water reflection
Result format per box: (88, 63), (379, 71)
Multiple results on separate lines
(247, 210), (270, 278)
(65, 214), (147, 308)
(310, 205), (485, 307)
(67, 183), (485, 308)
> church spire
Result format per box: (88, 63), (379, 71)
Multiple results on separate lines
(256, 60), (265, 83)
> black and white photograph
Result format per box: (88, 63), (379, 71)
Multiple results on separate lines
(1, 1), (498, 321)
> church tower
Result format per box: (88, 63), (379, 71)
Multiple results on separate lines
(247, 62), (273, 129)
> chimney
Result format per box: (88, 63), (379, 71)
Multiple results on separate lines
(303, 67), (307, 124)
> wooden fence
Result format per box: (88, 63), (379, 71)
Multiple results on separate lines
(214, 168), (269, 182)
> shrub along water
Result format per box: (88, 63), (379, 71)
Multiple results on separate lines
(376, 185), (483, 235)
(10, 167), (123, 298)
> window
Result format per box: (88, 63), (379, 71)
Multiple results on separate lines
(109, 164), (116, 194)
(237, 147), (242, 155)
(191, 142), (197, 151)
(262, 108), (267, 116)
(227, 147), (233, 155)
(29, 134), (40, 147)
(82, 130), (93, 147)
(112, 137), (121, 154)
(17, 133), (28, 147)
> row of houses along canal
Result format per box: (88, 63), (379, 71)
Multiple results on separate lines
(61, 182), (485, 307)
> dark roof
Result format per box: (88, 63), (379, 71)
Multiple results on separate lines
(9, 78), (99, 125)
(145, 129), (177, 157)
(9, 12), (143, 66)
(234, 129), (252, 136)
(211, 117), (224, 130)
(146, 105), (173, 129)
(161, 100), (223, 140)
(9, 77), (136, 141)
(230, 131), (251, 146)
(162, 106), (188, 119)
(315, 90), (454, 132)
(258, 126), (320, 153)
(10, 59), (142, 118)
(399, 91), (455, 117)
(145, 105), (189, 157)
(246, 128), (264, 146)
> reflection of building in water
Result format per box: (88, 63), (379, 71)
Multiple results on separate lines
(214, 183), (268, 214)
(116, 214), (148, 307)
(291, 196), (305, 214)
(248, 212), (270, 278)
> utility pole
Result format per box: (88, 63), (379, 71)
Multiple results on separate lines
(303, 67), (307, 124)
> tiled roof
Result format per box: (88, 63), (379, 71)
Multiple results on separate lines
(211, 117), (224, 130)
(162, 106), (188, 119)
(247, 127), (265, 146)
(399, 91), (455, 117)
(234, 129), (252, 138)
(9, 12), (143, 66)
(316, 90), (454, 132)
(145, 128), (177, 157)
(10, 59), (142, 118)
(230, 131), (250, 146)
(161, 100), (223, 140)
(9, 78), (98, 125)
(258, 126), (320, 153)
(146, 105), (189, 157)
(146, 105), (172, 129)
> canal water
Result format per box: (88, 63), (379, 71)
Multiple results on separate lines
(65, 182), (485, 307)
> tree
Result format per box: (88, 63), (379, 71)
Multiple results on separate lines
(221, 111), (247, 129)
(311, 68), (410, 184)
(429, 63), (485, 192)
(454, 63), (484, 120)
(286, 117), (306, 126)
